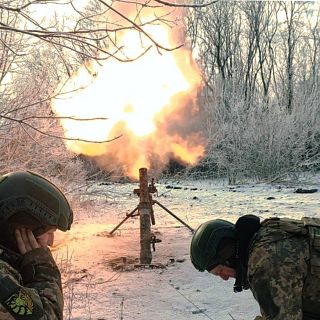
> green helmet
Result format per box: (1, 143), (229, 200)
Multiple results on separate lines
(0, 171), (73, 232)
(190, 219), (236, 272)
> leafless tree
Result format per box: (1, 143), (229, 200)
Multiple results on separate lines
(187, 1), (320, 182)
(279, 1), (307, 113)
(0, 0), (187, 181)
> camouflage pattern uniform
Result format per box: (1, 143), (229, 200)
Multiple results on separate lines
(0, 170), (73, 319)
(248, 218), (320, 320)
(0, 246), (63, 320)
(0, 245), (63, 319)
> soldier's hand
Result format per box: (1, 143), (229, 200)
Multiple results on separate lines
(254, 316), (263, 320)
(15, 228), (40, 254)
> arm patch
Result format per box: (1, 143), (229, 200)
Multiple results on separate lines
(0, 275), (44, 319)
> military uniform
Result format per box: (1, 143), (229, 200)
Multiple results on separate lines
(0, 171), (73, 319)
(248, 218), (320, 320)
(0, 245), (64, 319)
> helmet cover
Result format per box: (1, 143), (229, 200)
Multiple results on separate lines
(0, 171), (73, 233)
(190, 219), (236, 272)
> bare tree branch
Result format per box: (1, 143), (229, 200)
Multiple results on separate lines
(1, 0), (185, 62)
(97, 0), (183, 53)
(0, 113), (121, 143)
(153, 0), (218, 8)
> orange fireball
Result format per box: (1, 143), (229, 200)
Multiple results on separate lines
(52, 5), (205, 179)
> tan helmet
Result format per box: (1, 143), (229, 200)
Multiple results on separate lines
(0, 171), (73, 233)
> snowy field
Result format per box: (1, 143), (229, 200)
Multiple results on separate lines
(53, 174), (320, 320)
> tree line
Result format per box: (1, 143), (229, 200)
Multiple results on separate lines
(186, 1), (320, 183)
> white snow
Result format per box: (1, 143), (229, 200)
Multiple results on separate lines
(53, 174), (320, 319)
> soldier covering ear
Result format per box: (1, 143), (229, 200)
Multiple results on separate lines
(0, 171), (73, 319)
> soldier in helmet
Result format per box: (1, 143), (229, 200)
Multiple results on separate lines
(190, 214), (320, 320)
(0, 171), (73, 319)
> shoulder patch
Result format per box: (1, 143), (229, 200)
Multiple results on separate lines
(5, 289), (33, 316)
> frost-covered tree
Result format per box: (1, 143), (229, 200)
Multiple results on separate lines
(187, 1), (320, 182)
(0, 0), (192, 181)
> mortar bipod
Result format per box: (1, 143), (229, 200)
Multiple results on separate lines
(109, 177), (194, 237)
(109, 168), (194, 264)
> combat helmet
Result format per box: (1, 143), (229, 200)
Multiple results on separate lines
(0, 171), (73, 235)
(190, 219), (236, 272)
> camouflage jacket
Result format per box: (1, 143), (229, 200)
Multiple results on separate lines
(247, 218), (320, 320)
(0, 246), (63, 319)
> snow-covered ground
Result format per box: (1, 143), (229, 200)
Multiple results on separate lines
(53, 174), (320, 320)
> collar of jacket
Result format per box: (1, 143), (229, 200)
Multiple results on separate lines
(0, 244), (22, 268)
(233, 214), (261, 292)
